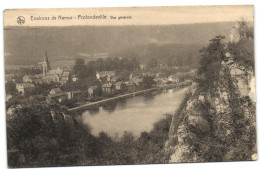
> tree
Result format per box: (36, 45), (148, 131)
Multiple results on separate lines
(148, 57), (158, 69)
(34, 82), (60, 96)
(5, 82), (17, 95)
(73, 58), (85, 75)
(143, 76), (155, 89)
(197, 35), (226, 94)
(130, 57), (140, 71)
(117, 70), (130, 81)
(227, 20), (254, 71)
(7, 103), (96, 167)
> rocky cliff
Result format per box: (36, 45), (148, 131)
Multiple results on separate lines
(165, 21), (256, 162)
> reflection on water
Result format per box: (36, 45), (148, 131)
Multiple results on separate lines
(82, 87), (189, 137)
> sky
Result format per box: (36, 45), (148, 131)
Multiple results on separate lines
(4, 5), (254, 26)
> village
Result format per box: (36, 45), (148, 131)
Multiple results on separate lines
(5, 53), (196, 109)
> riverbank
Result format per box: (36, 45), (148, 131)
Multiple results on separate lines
(69, 81), (192, 112)
(82, 85), (191, 137)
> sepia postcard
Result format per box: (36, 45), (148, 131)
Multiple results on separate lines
(4, 6), (256, 168)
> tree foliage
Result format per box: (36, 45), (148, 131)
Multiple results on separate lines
(5, 81), (17, 95)
(197, 35), (226, 95)
(142, 76), (155, 88)
(7, 101), (172, 167)
(227, 20), (254, 71)
(73, 58), (85, 75)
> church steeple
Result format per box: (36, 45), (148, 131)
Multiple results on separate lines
(38, 52), (51, 77)
(46, 52), (51, 70)
(42, 52), (51, 77)
(44, 52), (48, 62)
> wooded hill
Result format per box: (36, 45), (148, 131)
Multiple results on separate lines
(5, 22), (236, 66)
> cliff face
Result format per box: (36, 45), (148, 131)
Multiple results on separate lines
(165, 25), (256, 162)
(165, 57), (256, 162)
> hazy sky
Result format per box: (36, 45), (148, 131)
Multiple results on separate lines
(4, 6), (253, 26)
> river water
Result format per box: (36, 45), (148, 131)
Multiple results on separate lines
(82, 86), (190, 137)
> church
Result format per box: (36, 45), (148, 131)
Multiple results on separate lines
(39, 53), (71, 84)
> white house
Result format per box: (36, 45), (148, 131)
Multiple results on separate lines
(16, 83), (35, 95)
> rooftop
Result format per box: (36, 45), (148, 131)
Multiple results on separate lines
(102, 83), (113, 88)
(51, 88), (62, 93)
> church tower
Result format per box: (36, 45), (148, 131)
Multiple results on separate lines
(42, 52), (51, 77)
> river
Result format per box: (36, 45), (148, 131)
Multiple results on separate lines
(82, 86), (190, 138)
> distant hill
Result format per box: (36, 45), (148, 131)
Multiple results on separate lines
(4, 22), (236, 67)
(110, 43), (204, 67)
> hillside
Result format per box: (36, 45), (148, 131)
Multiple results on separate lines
(4, 22), (236, 66)
(110, 43), (203, 66)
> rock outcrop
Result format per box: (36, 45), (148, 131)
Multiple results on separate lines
(165, 23), (256, 162)
(165, 56), (256, 162)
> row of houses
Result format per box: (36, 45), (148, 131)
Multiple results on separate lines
(101, 81), (137, 94)
(130, 72), (181, 86)
(46, 88), (82, 103)
(96, 70), (185, 95)
(15, 84), (83, 103)
(96, 71), (145, 94)
(15, 68), (195, 97)
(15, 83), (102, 103)
(15, 83), (78, 100)
(22, 67), (75, 85)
